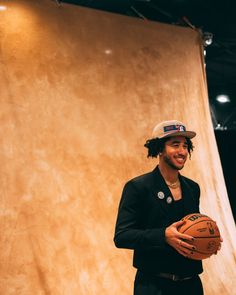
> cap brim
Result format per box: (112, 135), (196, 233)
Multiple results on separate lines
(161, 131), (196, 139)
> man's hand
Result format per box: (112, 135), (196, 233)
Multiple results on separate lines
(165, 220), (196, 258)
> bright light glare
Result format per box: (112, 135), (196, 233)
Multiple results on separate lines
(216, 94), (230, 103)
(104, 49), (112, 55)
(205, 39), (212, 46)
(0, 5), (7, 11)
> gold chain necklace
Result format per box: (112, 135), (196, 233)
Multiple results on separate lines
(166, 180), (180, 189)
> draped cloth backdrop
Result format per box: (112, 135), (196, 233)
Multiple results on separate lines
(0, 0), (235, 294)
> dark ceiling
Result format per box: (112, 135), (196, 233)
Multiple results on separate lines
(60, 0), (236, 130)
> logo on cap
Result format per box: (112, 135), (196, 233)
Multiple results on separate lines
(163, 124), (186, 134)
(151, 120), (196, 140)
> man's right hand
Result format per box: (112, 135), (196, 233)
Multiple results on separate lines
(165, 220), (196, 258)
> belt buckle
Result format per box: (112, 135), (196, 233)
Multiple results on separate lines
(172, 274), (179, 281)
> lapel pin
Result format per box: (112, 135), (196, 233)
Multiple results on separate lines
(157, 191), (165, 199)
(166, 196), (173, 204)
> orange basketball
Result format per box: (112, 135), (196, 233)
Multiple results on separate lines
(178, 213), (221, 260)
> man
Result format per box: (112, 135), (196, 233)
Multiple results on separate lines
(114, 120), (205, 295)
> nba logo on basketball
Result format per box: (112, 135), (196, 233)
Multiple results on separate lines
(207, 222), (215, 235)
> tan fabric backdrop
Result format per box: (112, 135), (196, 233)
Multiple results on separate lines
(0, 0), (235, 294)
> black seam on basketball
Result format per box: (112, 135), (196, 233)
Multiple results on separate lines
(191, 249), (214, 254)
(191, 236), (220, 238)
(180, 219), (214, 234)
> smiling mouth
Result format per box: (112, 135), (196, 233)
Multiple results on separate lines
(175, 157), (186, 164)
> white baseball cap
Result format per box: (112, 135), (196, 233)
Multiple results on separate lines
(151, 120), (196, 139)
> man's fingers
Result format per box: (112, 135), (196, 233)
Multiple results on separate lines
(176, 240), (196, 258)
(178, 239), (196, 250)
(174, 220), (185, 227)
(179, 233), (195, 241)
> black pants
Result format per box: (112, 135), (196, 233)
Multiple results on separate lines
(134, 271), (204, 295)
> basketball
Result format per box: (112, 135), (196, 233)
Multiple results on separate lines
(178, 213), (221, 260)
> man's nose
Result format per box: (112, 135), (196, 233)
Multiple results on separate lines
(178, 146), (187, 154)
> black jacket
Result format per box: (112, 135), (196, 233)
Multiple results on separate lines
(114, 166), (203, 276)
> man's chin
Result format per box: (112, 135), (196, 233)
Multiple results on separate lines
(174, 160), (186, 170)
(176, 162), (185, 170)
(176, 165), (184, 170)
(164, 157), (186, 171)
(173, 161), (186, 170)
(167, 163), (184, 170)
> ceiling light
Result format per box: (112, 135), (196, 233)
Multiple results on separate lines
(203, 32), (213, 47)
(216, 94), (230, 103)
(104, 49), (112, 55)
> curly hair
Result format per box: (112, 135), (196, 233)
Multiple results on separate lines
(144, 137), (194, 158)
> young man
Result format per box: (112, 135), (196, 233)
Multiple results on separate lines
(114, 120), (204, 295)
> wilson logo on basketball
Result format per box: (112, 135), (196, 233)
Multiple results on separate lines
(187, 214), (208, 222)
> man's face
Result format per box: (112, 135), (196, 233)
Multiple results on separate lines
(161, 136), (189, 170)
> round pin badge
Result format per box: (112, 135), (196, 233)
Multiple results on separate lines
(166, 196), (173, 204)
(157, 191), (165, 199)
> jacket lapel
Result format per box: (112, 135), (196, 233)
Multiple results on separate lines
(150, 166), (198, 224)
(150, 166), (175, 223)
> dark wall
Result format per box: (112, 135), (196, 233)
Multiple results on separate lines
(215, 130), (236, 222)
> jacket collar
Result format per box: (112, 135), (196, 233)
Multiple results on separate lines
(151, 165), (195, 222)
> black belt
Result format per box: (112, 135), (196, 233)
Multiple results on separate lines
(155, 272), (194, 281)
